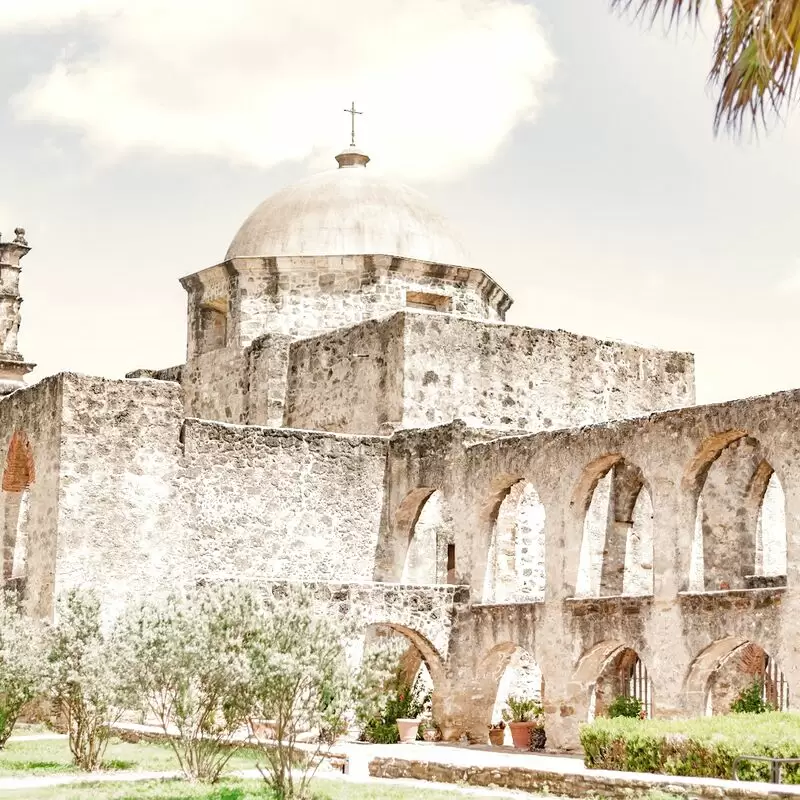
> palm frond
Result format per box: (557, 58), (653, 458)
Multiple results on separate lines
(611, 0), (800, 134)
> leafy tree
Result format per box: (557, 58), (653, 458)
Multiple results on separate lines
(612, 0), (800, 133)
(730, 680), (773, 713)
(49, 589), (130, 771)
(245, 591), (390, 800)
(115, 583), (261, 783)
(0, 593), (51, 748)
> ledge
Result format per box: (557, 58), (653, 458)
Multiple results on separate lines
(564, 594), (653, 617)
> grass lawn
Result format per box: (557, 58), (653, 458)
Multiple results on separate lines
(0, 736), (263, 777)
(0, 776), (538, 799)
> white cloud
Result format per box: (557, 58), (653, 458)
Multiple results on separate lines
(3, 0), (555, 180)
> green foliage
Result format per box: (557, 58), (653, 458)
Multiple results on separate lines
(730, 681), (772, 714)
(502, 695), (543, 723)
(244, 589), (364, 800)
(0, 593), (51, 748)
(608, 695), (644, 719)
(580, 712), (800, 783)
(49, 589), (130, 772)
(115, 583), (263, 784)
(360, 667), (431, 745)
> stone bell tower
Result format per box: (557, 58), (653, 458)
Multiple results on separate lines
(0, 228), (34, 395)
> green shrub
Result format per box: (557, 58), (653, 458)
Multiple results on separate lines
(359, 668), (431, 744)
(608, 695), (643, 719)
(730, 681), (773, 714)
(580, 712), (800, 783)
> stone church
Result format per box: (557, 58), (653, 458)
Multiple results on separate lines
(0, 137), (797, 748)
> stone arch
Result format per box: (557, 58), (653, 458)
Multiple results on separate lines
(573, 455), (653, 598)
(398, 489), (453, 585)
(684, 433), (786, 591)
(472, 641), (543, 738)
(685, 638), (788, 715)
(393, 488), (454, 586)
(2, 431), (34, 583)
(571, 640), (653, 721)
(482, 477), (546, 603)
(362, 621), (445, 682)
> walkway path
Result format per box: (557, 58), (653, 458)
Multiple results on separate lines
(3, 724), (799, 798)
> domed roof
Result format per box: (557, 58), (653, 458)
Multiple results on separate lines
(225, 148), (470, 266)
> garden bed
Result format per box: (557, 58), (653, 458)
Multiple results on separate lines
(581, 712), (800, 782)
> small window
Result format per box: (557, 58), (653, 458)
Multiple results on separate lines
(406, 291), (451, 312)
(446, 544), (456, 584)
(198, 299), (228, 353)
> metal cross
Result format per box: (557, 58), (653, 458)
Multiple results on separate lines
(344, 101), (362, 147)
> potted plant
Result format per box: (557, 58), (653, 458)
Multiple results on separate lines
(503, 696), (544, 750)
(488, 720), (505, 747)
(392, 672), (431, 744)
(420, 718), (441, 742)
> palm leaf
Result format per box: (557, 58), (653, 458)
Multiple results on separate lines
(611, 0), (800, 133)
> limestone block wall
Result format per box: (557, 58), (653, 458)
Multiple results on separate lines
(44, 375), (390, 621)
(285, 312), (695, 436)
(177, 422), (388, 583)
(56, 375), (185, 621)
(0, 375), (64, 617)
(226, 579), (468, 662)
(401, 315), (694, 432)
(285, 314), (405, 433)
(177, 347), (248, 424)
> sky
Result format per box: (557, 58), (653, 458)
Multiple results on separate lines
(0, 0), (798, 405)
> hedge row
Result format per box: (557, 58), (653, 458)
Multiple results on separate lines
(580, 713), (800, 783)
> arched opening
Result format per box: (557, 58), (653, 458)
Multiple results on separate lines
(572, 641), (653, 721)
(686, 638), (788, 715)
(482, 480), (545, 603)
(400, 490), (452, 585)
(574, 456), (653, 598)
(686, 434), (786, 591)
(2, 431), (34, 585)
(489, 645), (543, 745)
(357, 623), (442, 741)
(589, 647), (653, 720)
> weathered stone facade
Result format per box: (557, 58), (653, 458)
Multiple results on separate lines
(1, 145), (794, 751)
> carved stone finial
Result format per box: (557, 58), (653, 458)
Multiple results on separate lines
(13, 228), (27, 246)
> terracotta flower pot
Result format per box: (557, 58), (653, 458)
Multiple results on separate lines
(488, 727), (505, 747)
(509, 721), (536, 749)
(396, 718), (421, 743)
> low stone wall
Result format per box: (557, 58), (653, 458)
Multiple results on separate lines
(369, 756), (800, 798)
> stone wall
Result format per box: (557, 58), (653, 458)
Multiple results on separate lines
(220, 579), (467, 661)
(35, 375), (390, 621)
(370, 756), (798, 799)
(285, 312), (695, 436)
(56, 375), (185, 621)
(286, 314), (405, 434)
(177, 422), (388, 584)
(0, 375), (64, 617)
(400, 314), (695, 432)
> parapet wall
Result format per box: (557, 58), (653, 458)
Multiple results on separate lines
(285, 312), (695, 435)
